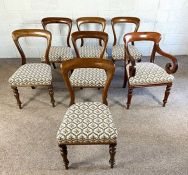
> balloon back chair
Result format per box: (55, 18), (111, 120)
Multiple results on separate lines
(76, 17), (108, 58)
(57, 58), (117, 169)
(70, 31), (109, 88)
(41, 17), (73, 68)
(8, 29), (55, 109)
(111, 17), (142, 88)
(124, 32), (178, 109)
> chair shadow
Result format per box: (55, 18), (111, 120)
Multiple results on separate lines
(134, 88), (163, 105)
(22, 88), (45, 108)
(22, 87), (70, 108)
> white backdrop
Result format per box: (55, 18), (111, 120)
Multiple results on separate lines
(0, 0), (188, 58)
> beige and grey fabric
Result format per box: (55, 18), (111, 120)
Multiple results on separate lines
(127, 62), (174, 86)
(79, 45), (108, 58)
(8, 63), (52, 86)
(41, 46), (73, 62)
(70, 68), (107, 87)
(112, 44), (142, 61)
(57, 102), (117, 144)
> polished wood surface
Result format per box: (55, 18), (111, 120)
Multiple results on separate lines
(12, 29), (52, 65)
(124, 32), (178, 75)
(111, 17), (141, 88)
(41, 17), (72, 47)
(123, 32), (178, 109)
(76, 17), (106, 46)
(111, 17), (140, 46)
(71, 31), (108, 58)
(59, 58), (116, 169)
(11, 29), (55, 109)
(60, 58), (115, 106)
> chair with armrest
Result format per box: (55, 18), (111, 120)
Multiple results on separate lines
(124, 32), (178, 109)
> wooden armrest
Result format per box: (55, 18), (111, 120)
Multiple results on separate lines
(155, 44), (178, 74)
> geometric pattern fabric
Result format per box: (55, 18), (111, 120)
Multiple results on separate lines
(8, 63), (52, 86)
(128, 62), (174, 86)
(41, 46), (73, 62)
(57, 102), (118, 144)
(112, 44), (142, 61)
(70, 68), (107, 87)
(79, 45), (108, 58)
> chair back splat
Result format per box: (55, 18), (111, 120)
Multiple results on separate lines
(41, 17), (72, 47)
(60, 58), (115, 106)
(12, 29), (52, 65)
(111, 17), (140, 46)
(76, 17), (106, 46)
(71, 31), (108, 58)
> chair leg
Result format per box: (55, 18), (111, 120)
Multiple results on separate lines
(11, 86), (22, 109)
(48, 85), (55, 107)
(163, 84), (172, 107)
(59, 144), (69, 170)
(127, 86), (133, 109)
(123, 65), (127, 88)
(109, 143), (117, 168)
(52, 63), (56, 69)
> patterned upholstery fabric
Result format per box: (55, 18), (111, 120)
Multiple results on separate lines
(57, 102), (117, 144)
(112, 44), (142, 61)
(70, 68), (107, 87)
(79, 45), (108, 58)
(128, 62), (174, 86)
(8, 63), (52, 86)
(41, 46), (73, 62)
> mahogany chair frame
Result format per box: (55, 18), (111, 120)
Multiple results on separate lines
(59, 58), (117, 169)
(76, 17), (106, 47)
(71, 31), (108, 59)
(111, 17), (141, 88)
(41, 17), (72, 68)
(41, 17), (72, 48)
(11, 29), (55, 109)
(124, 32), (178, 109)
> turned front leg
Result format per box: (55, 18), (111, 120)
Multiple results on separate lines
(59, 144), (69, 170)
(109, 143), (117, 168)
(163, 84), (172, 107)
(127, 86), (133, 109)
(48, 85), (55, 107)
(11, 86), (22, 109)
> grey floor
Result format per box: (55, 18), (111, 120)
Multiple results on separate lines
(0, 56), (188, 175)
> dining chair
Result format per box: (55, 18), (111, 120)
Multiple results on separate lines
(41, 17), (73, 68)
(57, 58), (117, 169)
(70, 31), (108, 88)
(124, 32), (178, 109)
(8, 29), (55, 109)
(111, 17), (142, 87)
(76, 17), (108, 58)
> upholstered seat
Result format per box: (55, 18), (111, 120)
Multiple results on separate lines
(128, 62), (174, 86)
(112, 44), (142, 61)
(57, 102), (117, 144)
(9, 63), (52, 86)
(70, 68), (107, 87)
(79, 45), (108, 58)
(41, 46), (73, 62)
